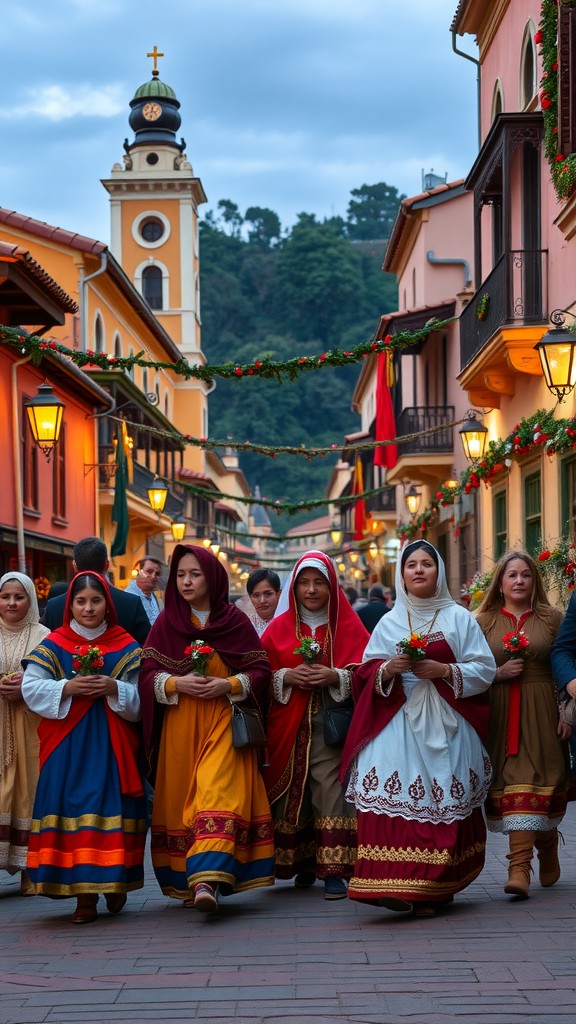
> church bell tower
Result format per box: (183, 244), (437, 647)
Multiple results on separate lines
(101, 48), (208, 459)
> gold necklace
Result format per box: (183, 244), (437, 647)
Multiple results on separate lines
(295, 613), (332, 662)
(407, 608), (440, 638)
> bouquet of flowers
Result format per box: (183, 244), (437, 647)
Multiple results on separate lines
(293, 636), (322, 663)
(184, 640), (214, 675)
(72, 645), (105, 675)
(502, 631), (529, 659)
(398, 633), (428, 660)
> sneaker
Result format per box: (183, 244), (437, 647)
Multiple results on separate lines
(323, 877), (348, 900)
(294, 871), (316, 889)
(193, 882), (218, 913)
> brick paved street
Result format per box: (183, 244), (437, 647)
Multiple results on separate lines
(3, 807), (576, 1024)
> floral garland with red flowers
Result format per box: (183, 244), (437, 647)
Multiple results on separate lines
(538, 0), (576, 201)
(397, 408), (575, 542)
(0, 319), (452, 387)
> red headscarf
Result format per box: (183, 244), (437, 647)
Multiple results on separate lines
(263, 551), (369, 672)
(262, 551), (369, 801)
(139, 544), (270, 758)
(48, 571), (135, 654)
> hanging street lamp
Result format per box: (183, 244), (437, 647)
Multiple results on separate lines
(459, 412), (488, 462)
(147, 477), (168, 516)
(535, 309), (576, 402)
(405, 486), (421, 517)
(170, 520), (186, 542)
(24, 381), (65, 461)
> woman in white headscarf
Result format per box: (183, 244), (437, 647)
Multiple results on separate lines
(341, 540), (496, 916)
(0, 572), (49, 893)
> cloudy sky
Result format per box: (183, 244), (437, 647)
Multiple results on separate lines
(1, 0), (479, 242)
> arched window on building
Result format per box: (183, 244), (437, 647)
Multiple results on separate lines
(491, 80), (504, 122)
(114, 333), (122, 358)
(520, 23), (537, 109)
(94, 313), (104, 354)
(142, 265), (163, 310)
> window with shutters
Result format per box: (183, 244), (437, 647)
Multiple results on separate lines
(21, 397), (39, 513)
(524, 470), (542, 556)
(558, 3), (576, 158)
(52, 423), (67, 523)
(493, 490), (507, 559)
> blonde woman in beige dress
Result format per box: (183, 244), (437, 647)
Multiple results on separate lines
(476, 551), (569, 900)
(0, 573), (49, 894)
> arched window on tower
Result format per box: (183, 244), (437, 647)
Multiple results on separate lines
(142, 265), (163, 310)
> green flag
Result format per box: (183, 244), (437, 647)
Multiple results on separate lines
(111, 422), (129, 557)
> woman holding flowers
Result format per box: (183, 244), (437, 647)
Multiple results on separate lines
(261, 550), (369, 899)
(21, 572), (146, 923)
(341, 540), (495, 916)
(476, 550), (569, 899)
(0, 573), (49, 894)
(140, 544), (274, 914)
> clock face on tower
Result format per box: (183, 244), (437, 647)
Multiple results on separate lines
(142, 102), (162, 121)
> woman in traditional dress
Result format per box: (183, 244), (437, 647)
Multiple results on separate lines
(261, 550), (369, 900)
(0, 573), (49, 895)
(21, 572), (146, 924)
(341, 540), (495, 916)
(476, 550), (569, 899)
(139, 544), (274, 914)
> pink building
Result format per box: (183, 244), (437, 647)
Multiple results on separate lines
(338, 1), (576, 593)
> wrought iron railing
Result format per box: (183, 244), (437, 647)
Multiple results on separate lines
(460, 249), (548, 370)
(396, 406), (455, 454)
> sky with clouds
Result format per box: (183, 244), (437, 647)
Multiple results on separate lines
(1, 0), (479, 243)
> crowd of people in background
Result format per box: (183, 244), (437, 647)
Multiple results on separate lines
(0, 535), (574, 923)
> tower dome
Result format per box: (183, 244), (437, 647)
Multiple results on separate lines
(126, 49), (183, 151)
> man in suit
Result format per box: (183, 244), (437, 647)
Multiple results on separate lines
(356, 583), (391, 634)
(42, 536), (151, 647)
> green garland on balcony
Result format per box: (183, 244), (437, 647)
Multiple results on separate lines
(396, 408), (573, 541)
(539, 0), (576, 201)
(0, 318), (453, 386)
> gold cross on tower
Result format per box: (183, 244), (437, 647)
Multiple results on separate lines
(147, 45), (164, 77)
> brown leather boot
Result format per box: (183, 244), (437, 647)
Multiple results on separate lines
(504, 830), (534, 898)
(534, 828), (561, 887)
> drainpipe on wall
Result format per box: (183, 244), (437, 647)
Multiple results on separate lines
(80, 252), (108, 352)
(426, 251), (473, 288)
(11, 355), (32, 574)
(452, 29), (481, 152)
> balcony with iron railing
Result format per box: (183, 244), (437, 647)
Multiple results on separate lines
(460, 249), (548, 371)
(396, 406), (455, 454)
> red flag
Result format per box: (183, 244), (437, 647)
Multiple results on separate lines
(351, 457), (366, 540)
(374, 350), (398, 469)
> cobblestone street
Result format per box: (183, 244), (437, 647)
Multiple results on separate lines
(2, 807), (576, 1023)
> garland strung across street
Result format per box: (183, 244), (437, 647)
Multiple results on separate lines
(396, 409), (568, 541)
(110, 413), (467, 460)
(0, 318), (452, 385)
(180, 477), (390, 516)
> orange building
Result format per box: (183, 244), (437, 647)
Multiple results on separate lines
(0, 241), (111, 582)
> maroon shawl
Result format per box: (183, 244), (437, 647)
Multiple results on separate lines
(140, 544), (271, 763)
